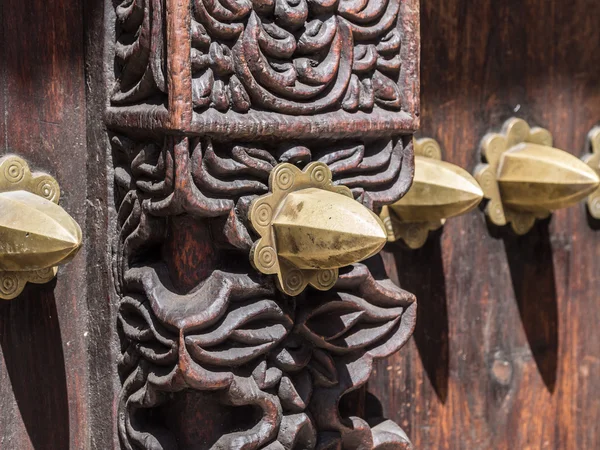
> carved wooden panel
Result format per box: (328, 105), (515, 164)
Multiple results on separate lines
(106, 0), (420, 448)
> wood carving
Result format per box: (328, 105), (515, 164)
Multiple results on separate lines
(107, 0), (420, 448)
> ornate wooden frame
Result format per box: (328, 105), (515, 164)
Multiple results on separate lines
(106, 0), (420, 447)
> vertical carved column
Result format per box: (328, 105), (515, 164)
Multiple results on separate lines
(107, 0), (420, 447)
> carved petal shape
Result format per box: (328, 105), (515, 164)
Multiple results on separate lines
(185, 299), (293, 366)
(299, 292), (403, 354)
(305, 301), (365, 341)
(278, 371), (312, 412)
(273, 188), (387, 270)
(0, 190), (82, 271)
(277, 413), (317, 449)
(371, 420), (413, 449)
(307, 348), (338, 387)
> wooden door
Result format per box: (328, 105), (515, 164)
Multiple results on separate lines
(2, 0), (599, 449)
(372, 1), (600, 449)
(2, 0), (420, 449)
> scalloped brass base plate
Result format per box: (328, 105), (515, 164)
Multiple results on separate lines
(0, 267), (58, 300)
(381, 138), (483, 248)
(583, 127), (600, 219)
(380, 208), (444, 249)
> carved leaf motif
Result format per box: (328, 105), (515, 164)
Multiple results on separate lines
(278, 371), (312, 413)
(299, 293), (403, 354)
(192, 139), (273, 196)
(253, 360), (284, 389)
(185, 299), (293, 366)
(271, 337), (314, 373)
(371, 420), (413, 449)
(112, 0), (166, 104)
(304, 301), (366, 341)
(307, 348), (338, 387)
(277, 413), (317, 449)
(118, 295), (178, 365)
(373, 71), (402, 108)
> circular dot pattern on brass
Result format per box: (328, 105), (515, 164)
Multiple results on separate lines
(275, 167), (295, 190)
(5, 159), (25, 184)
(317, 269), (336, 289)
(285, 270), (304, 293)
(254, 203), (273, 227)
(0, 274), (19, 297)
(258, 247), (277, 270)
(310, 165), (328, 185)
(35, 177), (60, 203)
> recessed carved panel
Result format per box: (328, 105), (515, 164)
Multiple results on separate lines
(190, 0), (404, 115)
(108, 0), (419, 135)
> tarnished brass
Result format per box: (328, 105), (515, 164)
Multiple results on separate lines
(380, 138), (483, 249)
(0, 155), (82, 300)
(582, 127), (600, 219)
(475, 118), (600, 235)
(249, 162), (387, 296)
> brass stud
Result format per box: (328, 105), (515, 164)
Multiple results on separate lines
(0, 155), (82, 300)
(249, 162), (387, 296)
(474, 118), (600, 235)
(380, 138), (483, 249)
(582, 127), (600, 219)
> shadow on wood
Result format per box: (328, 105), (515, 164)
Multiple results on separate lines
(382, 234), (449, 403)
(0, 281), (69, 450)
(586, 203), (600, 231)
(503, 219), (559, 393)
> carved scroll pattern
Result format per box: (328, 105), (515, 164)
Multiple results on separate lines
(112, 135), (416, 449)
(111, 0), (167, 105)
(190, 0), (403, 113)
(110, 0), (404, 113)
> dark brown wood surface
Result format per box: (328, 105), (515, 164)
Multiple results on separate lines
(0, 0), (86, 447)
(108, 0), (420, 446)
(0, 0), (113, 448)
(372, 1), (600, 448)
(3, 0), (600, 448)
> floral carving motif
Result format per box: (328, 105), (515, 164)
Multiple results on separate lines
(191, 0), (403, 113)
(110, 0), (405, 113)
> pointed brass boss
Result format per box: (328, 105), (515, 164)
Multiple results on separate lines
(249, 162), (387, 296)
(380, 138), (483, 249)
(582, 127), (600, 219)
(474, 118), (600, 234)
(0, 155), (82, 300)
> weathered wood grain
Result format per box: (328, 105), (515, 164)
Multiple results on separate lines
(0, 0), (113, 448)
(0, 0), (87, 447)
(372, 1), (600, 448)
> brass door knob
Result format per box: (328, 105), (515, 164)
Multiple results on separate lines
(248, 162), (387, 296)
(474, 118), (600, 234)
(0, 155), (82, 300)
(582, 126), (600, 219)
(380, 138), (483, 249)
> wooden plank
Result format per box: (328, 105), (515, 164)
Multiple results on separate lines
(0, 0), (103, 448)
(372, 1), (600, 448)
